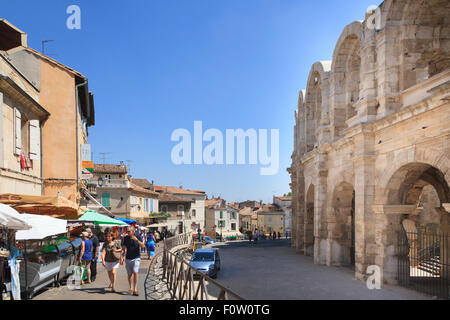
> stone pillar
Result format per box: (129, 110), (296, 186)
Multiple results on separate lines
(373, 205), (416, 285)
(314, 152), (328, 265)
(438, 204), (450, 280)
(356, 27), (378, 123)
(296, 165), (305, 253)
(353, 129), (376, 281)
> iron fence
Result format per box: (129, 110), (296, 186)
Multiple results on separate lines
(397, 230), (449, 299)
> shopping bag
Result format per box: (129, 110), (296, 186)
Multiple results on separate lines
(77, 263), (87, 281)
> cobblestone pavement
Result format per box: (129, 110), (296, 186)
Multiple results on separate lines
(33, 253), (153, 300)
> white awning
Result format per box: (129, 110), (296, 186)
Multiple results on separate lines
(16, 214), (67, 240)
(0, 203), (31, 230)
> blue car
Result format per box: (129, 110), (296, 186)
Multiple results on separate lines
(189, 248), (221, 279)
(202, 236), (215, 244)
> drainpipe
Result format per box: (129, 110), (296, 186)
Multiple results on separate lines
(75, 81), (87, 192)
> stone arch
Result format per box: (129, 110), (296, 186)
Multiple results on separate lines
(329, 182), (355, 266)
(330, 21), (363, 139)
(375, 160), (450, 284)
(304, 184), (315, 256)
(376, 149), (450, 205)
(385, 0), (450, 91)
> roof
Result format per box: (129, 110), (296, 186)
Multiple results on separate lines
(131, 178), (152, 189)
(158, 193), (194, 203)
(275, 196), (292, 201)
(238, 207), (254, 216)
(94, 163), (128, 174)
(25, 47), (86, 80)
(129, 182), (159, 197)
(205, 198), (224, 209)
(155, 186), (205, 196)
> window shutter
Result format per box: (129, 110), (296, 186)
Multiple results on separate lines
(14, 108), (21, 155)
(29, 120), (40, 160)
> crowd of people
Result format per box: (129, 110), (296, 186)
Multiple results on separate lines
(246, 229), (291, 243)
(77, 226), (170, 295)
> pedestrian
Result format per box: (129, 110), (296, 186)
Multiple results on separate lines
(146, 233), (156, 260)
(254, 230), (258, 244)
(78, 232), (92, 285)
(278, 232), (281, 239)
(121, 226), (145, 296)
(86, 228), (99, 282)
(285, 231), (288, 239)
(273, 231), (276, 240)
(101, 232), (122, 292)
(155, 231), (160, 243)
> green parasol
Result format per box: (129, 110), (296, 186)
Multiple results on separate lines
(78, 210), (128, 226)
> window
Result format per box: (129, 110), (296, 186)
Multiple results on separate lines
(218, 220), (225, 228)
(14, 108), (40, 161)
(161, 205), (168, 213)
(268, 217), (272, 222)
(231, 223), (236, 231)
(178, 205), (184, 216)
(192, 209), (196, 217)
(145, 198), (148, 212)
(133, 197), (137, 211)
(101, 193), (110, 207)
(220, 211), (223, 219)
(230, 212), (236, 219)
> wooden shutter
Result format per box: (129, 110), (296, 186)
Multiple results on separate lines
(14, 108), (21, 155)
(29, 120), (40, 160)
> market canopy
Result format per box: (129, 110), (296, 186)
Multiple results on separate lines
(0, 203), (32, 230)
(16, 214), (67, 240)
(78, 210), (128, 226)
(0, 193), (82, 219)
(117, 218), (136, 225)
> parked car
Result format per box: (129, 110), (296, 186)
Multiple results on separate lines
(189, 248), (221, 279)
(201, 236), (215, 245)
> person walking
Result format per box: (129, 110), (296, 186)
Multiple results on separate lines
(254, 230), (258, 244)
(146, 233), (156, 260)
(278, 232), (281, 240)
(101, 232), (122, 292)
(86, 228), (99, 282)
(121, 226), (145, 296)
(272, 231), (276, 240)
(78, 232), (93, 285)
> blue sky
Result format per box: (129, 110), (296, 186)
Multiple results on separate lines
(2, 0), (381, 203)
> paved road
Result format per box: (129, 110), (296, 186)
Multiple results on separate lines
(33, 256), (152, 300)
(204, 239), (432, 300)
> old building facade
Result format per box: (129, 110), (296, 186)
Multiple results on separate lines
(288, 0), (450, 286)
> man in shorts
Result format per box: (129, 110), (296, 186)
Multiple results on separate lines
(121, 226), (145, 296)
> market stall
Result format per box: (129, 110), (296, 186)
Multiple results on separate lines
(0, 204), (31, 300)
(15, 214), (68, 299)
(79, 210), (128, 241)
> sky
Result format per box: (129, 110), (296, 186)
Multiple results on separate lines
(2, 0), (381, 203)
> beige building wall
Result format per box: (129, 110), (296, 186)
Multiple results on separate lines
(0, 55), (44, 196)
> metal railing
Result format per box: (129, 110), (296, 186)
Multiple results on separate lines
(147, 232), (244, 300)
(397, 230), (449, 299)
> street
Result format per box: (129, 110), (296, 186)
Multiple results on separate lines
(32, 256), (152, 300)
(204, 239), (432, 300)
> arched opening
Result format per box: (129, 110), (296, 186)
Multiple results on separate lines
(382, 162), (450, 297)
(304, 184), (315, 256)
(330, 182), (355, 267)
(331, 34), (361, 138)
(396, 0), (450, 90)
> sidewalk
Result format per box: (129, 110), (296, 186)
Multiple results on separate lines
(33, 255), (152, 300)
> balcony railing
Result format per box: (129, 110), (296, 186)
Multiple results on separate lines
(87, 178), (130, 188)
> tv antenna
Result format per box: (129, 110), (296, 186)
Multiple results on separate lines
(41, 40), (57, 57)
(99, 152), (112, 164)
(126, 160), (134, 175)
